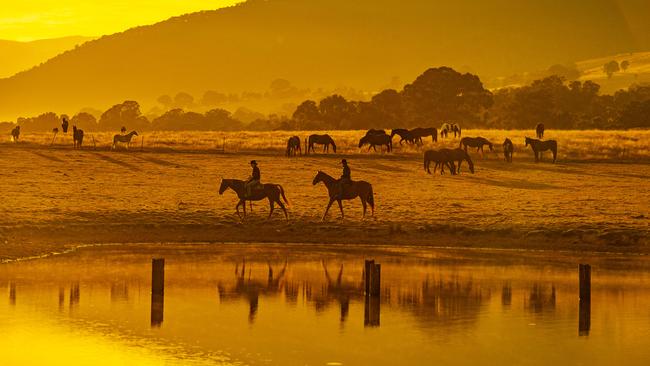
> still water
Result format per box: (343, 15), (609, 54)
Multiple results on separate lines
(1, 244), (650, 365)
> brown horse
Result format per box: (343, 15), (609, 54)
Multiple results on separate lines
(73, 125), (84, 149)
(219, 179), (289, 219)
(423, 149), (456, 175)
(10, 126), (20, 142)
(503, 138), (514, 162)
(365, 129), (386, 137)
(286, 136), (301, 157)
(460, 137), (493, 157)
(441, 148), (474, 174)
(525, 137), (557, 163)
(312, 171), (374, 220)
(536, 123), (545, 139)
(411, 127), (438, 144)
(359, 133), (392, 153)
(307, 134), (337, 154)
(390, 128), (416, 145)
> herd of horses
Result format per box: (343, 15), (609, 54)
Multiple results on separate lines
(9, 121), (140, 150)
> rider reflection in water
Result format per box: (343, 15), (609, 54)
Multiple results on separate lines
(338, 159), (351, 199)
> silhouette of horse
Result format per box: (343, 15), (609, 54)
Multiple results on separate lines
(359, 134), (392, 152)
(440, 123), (462, 138)
(286, 136), (301, 157)
(112, 131), (138, 150)
(460, 137), (493, 157)
(536, 123), (545, 139)
(525, 137), (557, 163)
(312, 171), (374, 220)
(423, 149), (455, 175)
(442, 148), (474, 174)
(503, 138), (514, 162)
(219, 179), (289, 219)
(411, 127), (438, 144)
(72, 126), (84, 149)
(390, 128), (416, 145)
(307, 134), (336, 154)
(365, 129), (386, 136)
(61, 117), (69, 133)
(10, 126), (20, 142)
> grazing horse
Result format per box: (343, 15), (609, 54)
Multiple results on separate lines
(10, 126), (20, 142)
(390, 128), (416, 145)
(460, 137), (493, 157)
(307, 134), (336, 154)
(423, 149), (456, 175)
(286, 136), (301, 157)
(440, 123), (462, 138)
(365, 129), (386, 137)
(112, 131), (138, 150)
(358, 134), (392, 153)
(441, 148), (474, 174)
(72, 126), (84, 149)
(219, 178), (289, 219)
(536, 123), (545, 139)
(312, 171), (374, 220)
(410, 127), (438, 144)
(503, 138), (514, 162)
(525, 137), (557, 163)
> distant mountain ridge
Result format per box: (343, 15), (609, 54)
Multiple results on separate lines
(0, 0), (649, 120)
(0, 36), (93, 79)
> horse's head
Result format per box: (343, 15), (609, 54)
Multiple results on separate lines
(312, 171), (324, 185)
(218, 179), (229, 195)
(488, 142), (494, 151)
(525, 137), (531, 146)
(358, 137), (366, 148)
(132, 131), (139, 136)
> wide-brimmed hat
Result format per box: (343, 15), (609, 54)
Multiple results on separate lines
(250, 160), (257, 165)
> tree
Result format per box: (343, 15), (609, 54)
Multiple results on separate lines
(201, 90), (228, 107)
(371, 89), (403, 127)
(70, 112), (98, 131)
(621, 60), (630, 72)
(292, 100), (321, 129)
(157, 95), (173, 108)
(603, 60), (620, 79)
(174, 92), (195, 109)
(547, 64), (581, 80)
(401, 67), (493, 126)
(99, 101), (149, 131)
(319, 94), (354, 129)
(17, 112), (59, 131)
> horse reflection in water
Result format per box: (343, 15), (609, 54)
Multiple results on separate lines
(308, 260), (364, 324)
(217, 259), (288, 323)
(396, 276), (487, 330)
(525, 284), (556, 313)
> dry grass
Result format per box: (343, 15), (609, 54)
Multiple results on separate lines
(4, 129), (650, 161)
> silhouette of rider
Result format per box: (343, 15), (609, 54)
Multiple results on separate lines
(245, 160), (261, 198)
(337, 159), (351, 199)
(121, 126), (127, 134)
(61, 117), (69, 133)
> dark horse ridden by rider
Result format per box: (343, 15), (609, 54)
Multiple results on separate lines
(307, 134), (337, 154)
(525, 137), (557, 163)
(312, 170), (374, 221)
(286, 136), (301, 157)
(219, 178), (289, 219)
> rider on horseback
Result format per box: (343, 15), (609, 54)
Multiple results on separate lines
(337, 159), (351, 199)
(245, 160), (262, 198)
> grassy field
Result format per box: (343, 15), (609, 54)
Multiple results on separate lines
(1, 129), (649, 261)
(5, 129), (650, 161)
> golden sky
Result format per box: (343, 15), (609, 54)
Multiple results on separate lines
(0, 0), (241, 41)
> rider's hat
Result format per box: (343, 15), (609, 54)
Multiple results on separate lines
(250, 160), (257, 165)
(341, 159), (347, 164)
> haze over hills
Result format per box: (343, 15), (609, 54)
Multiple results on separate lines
(1, 0), (649, 121)
(0, 36), (94, 79)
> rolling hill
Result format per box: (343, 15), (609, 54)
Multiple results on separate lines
(0, 36), (93, 79)
(1, 0), (649, 120)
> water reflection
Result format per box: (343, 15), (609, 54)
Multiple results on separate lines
(1, 245), (649, 366)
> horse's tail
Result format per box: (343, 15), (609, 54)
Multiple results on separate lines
(367, 184), (375, 208)
(277, 185), (290, 206)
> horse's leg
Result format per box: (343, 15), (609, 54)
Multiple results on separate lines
(277, 199), (288, 220)
(337, 200), (344, 219)
(267, 198), (274, 220)
(322, 198), (335, 221)
(361, 197), (367, 218)
(235, 200), (243, 218)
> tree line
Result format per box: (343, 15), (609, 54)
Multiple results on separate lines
(4, 67), (650, 132)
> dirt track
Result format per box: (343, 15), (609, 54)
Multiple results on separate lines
(1, 144), (649, 261)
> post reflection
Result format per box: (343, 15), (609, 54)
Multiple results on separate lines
(525, 284), (556, 313)
(151, 258), (165, 327)
(9, 282), (16, 305)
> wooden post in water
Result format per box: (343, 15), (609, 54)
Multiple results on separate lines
(579, 264), (591, 335)
(151, 258), (165, 327)
(364, 260), (381, 327)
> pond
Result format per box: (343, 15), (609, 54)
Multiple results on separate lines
(1, 244), (649, 365)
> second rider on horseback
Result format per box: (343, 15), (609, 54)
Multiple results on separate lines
(337, 159), (351, 199)
(245, 160), (262, 198)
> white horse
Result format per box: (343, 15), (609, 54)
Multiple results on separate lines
(440, 123), (462, 138)
(112, 131), (138, 150)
